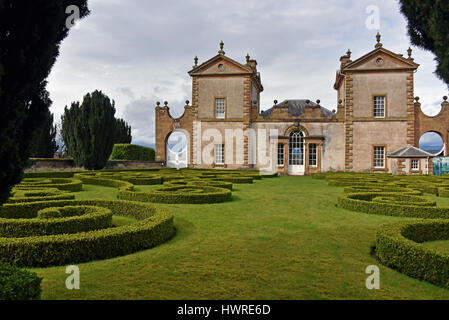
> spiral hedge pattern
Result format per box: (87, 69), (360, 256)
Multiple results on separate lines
(314, 172), (449, 289)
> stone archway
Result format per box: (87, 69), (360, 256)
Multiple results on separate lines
(165, 130), (189, 169)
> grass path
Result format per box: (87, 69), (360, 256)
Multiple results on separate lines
(34, 177), (449, 299)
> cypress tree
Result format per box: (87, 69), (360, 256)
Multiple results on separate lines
(399, 0), (449, 87)
(0, 0), (89, 205)
(29, 89), (58, 158)
(62, 90), (118, 170)
(114, 118), (132, 144)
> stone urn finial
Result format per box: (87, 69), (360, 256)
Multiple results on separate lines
(218, 41), (225, 55)
(193, 56), (198, 68)
(375, 32), (383, 48)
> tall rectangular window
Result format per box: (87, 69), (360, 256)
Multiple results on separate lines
(373, 146), (385, 168)
(215, 98), (226, 119)
(277, 143), (284, 166)
(374, 96), (385, 118)
(411, 159), (419, 171)
(214, 144), (224, 165)
(309, 144), (317, 167)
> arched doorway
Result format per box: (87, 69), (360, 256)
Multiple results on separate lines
(166, 131), (188, 169)
(419, 132), (445, 156)
(288, 131), (305, 175)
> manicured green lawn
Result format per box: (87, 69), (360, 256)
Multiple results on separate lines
(33, 177), (449, 299)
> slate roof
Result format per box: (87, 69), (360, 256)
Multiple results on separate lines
(387, 146), (434, 158)
(260, 99), (335, 118)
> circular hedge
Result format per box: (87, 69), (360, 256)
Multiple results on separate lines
(0, 205), (113, 237)
(376, 219), (449, 289)
(16, 178), (83, 192)
(337, 192), (449, 218)
(315, 171), (449, 289)
(0, 199), (175, 267)
(119, 185), (232, 204)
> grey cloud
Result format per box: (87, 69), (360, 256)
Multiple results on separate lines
(49, 0), (448, 142)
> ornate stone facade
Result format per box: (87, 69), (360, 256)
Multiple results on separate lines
(155, 36), (446, 175)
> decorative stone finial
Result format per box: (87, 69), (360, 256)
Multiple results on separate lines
(156, 101), (161, 107)
(274, 100), (278, 106)
(407, 47), (413, 59)
(185, 100), (190, 106)
(415, 96), (420, 102)
(164, 101), (168, 107)
(332, 109), (336, 113)
(375, 32), (383, 48)
(246, 53), (250, 63)
(193, 56), (198, 68)
(316, 99), (321, 105)
(218, 41), (225, 55)
(444, 96), (448, 102)
(338, 99), (343, 104)
(346, 49), (351, 59)
(306, 99), (311, 105)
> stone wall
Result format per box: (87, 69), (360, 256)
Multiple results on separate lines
(25, 159), (163, 172)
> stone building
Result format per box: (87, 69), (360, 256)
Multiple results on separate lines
(155, 34), (448, 175)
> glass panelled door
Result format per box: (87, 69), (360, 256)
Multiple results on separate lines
(288, 131), (305, 175)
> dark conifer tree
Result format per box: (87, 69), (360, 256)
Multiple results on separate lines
(399, 0), (449, 86)
(0, 1), (89, 204)
(62, 90), (118, 170)
(29, 90), (58, 158)
(114, 118), (132, 144)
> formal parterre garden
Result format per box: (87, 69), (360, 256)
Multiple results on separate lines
(5, 169), (449, 299)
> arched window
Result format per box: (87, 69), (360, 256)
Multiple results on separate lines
(289, 131), (304, 166)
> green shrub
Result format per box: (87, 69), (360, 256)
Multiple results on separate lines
(110, 144), (155, 161)
(0, 263), (42, 300)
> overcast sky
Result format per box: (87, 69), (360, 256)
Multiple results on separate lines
(47, 0), (448, 148)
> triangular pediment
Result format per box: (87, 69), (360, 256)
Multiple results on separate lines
(188, 54), (253, 76)
(343, 47), (419, 71)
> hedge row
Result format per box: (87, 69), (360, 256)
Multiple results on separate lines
(0, 205), (113, 238)
(376, 219), (449, 289)
(0, 263), (42, 300)
(163, 179), (233, 191)
(15, 178), (83, 192)
(119, 185), (232, 204)
(0, 199), (175, 267)
(7, 188), (75, 203)
(110, 144), (155, 161)
(73, 174), (134, 192)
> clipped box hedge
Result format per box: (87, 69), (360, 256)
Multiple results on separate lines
(0, 263), (42, 300)
(337, 192), (449, 219)
(16, 178), (83, 192)
(119, 185), (232, 204)
(0, 199), (175, 267)
(7, 188), (75, 203)
(0, 205), (113, 237)
(376, 219), (449, 289)
(110, 144), (155, 161)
